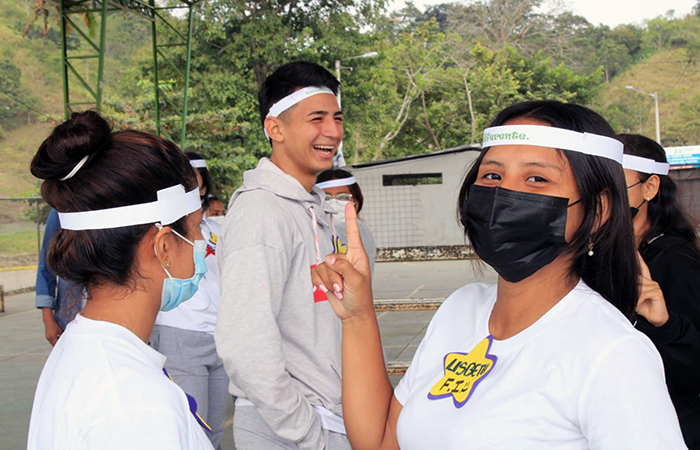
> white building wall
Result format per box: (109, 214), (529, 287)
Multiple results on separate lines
(351, 150), (480, 248)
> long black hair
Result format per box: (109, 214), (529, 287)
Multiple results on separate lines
(458, 100), (639, 319)
(618, 133), (699, 252)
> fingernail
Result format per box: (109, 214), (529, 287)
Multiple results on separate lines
(336, 291), (344, 299)
(319, 284), (328, 293)
(333, 283), (341, 293)
(328, 257), (336, 265)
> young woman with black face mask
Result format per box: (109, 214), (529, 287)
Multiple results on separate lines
(619, 133), (700, 449)
(27, 111), (213, 449)
(312, 101), (686, 449)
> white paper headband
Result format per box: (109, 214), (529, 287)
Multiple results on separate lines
(264, 86), (336, 139)
(482, 125), (623, 164)
(622, 154), (669, 175)
(58, 184), (201, 230)
(315, 176), (356, 189)
(190, 159), (207, 169)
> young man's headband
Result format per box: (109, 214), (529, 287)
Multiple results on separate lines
(264, 86), (336, 139)
(622, 154), (669, 175)
(315, 176), (356, 189)
(190, 159), (207, 169)
(482, 125), (624, 164)
(58, 184), (201, 230)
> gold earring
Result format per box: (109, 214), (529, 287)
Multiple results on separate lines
(164, 258), (171, 268)
(587, 235), (594, 257)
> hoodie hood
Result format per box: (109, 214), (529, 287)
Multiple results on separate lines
(232, 158), (336, 228)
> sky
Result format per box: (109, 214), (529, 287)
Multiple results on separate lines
(387, 0), (697, 28)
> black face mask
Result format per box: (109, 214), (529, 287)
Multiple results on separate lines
(461, 185), (574, 283)
(626, 181), (645, 219)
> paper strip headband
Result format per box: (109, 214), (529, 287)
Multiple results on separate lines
(264, 87), (336, 139)
(315, 176), (356, 189)
(190, 159), (207, 169)
(58, 184), (201, 230)
(266, 86), (335, 118)
(482, 125), (623, 164)
(622, 154), (669, 175)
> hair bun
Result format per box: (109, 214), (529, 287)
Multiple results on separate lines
(30, 111), (112, 180)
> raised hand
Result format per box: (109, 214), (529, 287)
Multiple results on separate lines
(312, 203), (373, 321)
(636, 252), (669, 327)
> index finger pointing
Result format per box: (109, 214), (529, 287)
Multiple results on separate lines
(344, 202), (365, 253)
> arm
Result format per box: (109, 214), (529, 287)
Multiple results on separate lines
(36, 209), (62, 345)
(215, 209), (325, 449)
(35, 209), (59, 310)
(636, 255), (700, 394)
(313, 204), (401, 449)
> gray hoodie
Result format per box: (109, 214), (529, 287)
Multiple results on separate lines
(215, 158), (344, 450)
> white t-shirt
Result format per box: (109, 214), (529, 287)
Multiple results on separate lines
(395, 281), (686, 449)
(155, 216), (220, 334)
(28, 315), (213, 450)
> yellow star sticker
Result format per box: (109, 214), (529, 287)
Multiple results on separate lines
(332, 235), (347, 254)
(428, 335), (497, 408)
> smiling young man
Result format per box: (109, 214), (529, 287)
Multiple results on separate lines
(215, 62), (350, 450)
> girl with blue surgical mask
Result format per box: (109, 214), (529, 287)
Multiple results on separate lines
(27, 111), (214, 449)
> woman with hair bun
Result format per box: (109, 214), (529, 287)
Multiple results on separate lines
(620, 133), (700, 449)
(27, 111), (214, 449)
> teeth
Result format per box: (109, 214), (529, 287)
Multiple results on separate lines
(314, 145), (334, 150)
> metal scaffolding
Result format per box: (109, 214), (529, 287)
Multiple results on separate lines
(56, 0), (199, 149)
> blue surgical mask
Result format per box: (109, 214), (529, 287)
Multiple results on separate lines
(157, 229), (208, 312)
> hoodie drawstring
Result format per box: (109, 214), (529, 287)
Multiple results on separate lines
(308, 207), (323, 265)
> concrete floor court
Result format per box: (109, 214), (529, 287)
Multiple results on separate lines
(0, 259), (496, 449)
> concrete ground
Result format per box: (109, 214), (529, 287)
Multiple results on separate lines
(0, 260), (496, 449)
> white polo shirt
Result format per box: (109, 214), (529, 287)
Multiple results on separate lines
(28, 314), (213, 449)
(395, 281), (686, 449)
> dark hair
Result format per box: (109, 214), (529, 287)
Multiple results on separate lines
(186, 151), (213, 201)
(316, 169), (365, 215)
(458, 100), (639, 319)
(258, 61), (340, 129)
(618, 133), (699, 252)
(30, 111), (198, 294)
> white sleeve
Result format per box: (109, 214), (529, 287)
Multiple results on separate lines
(78, 409), (213, 450)
(578, 335), (687, 449)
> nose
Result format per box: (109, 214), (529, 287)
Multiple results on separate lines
(322, 116), (343, 140)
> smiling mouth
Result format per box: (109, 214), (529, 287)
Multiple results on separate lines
(313, 145), (335, 156)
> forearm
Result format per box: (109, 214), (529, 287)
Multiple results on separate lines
(341, 313), (394, 450)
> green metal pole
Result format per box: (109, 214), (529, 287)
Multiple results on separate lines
(95, 0), (108, 112)
(180, 6), (195, 150)
(150, 0), (161, 136)
(59, 0), (70, 119)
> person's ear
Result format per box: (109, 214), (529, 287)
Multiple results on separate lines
(153, 225), (174, 269)
(593, 190), (611, 233)
(642, 175), (661, 202)
(264, 116), (285, 144)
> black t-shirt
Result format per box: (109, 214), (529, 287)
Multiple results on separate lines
(636, 233), (700, 449)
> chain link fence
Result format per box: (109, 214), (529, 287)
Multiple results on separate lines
(0, 197), (48, 269)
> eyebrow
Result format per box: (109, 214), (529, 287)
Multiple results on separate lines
(307, 110), (344, 117)
(481, 159), (563, 171)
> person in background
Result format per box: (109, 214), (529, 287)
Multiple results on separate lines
(620, 133), (700, 449)
(35, 208), (82, 345)
(27, 111), (213, 449)
(216, 61), (350, 450)
(312, 100), (685, 449)
(205, 195), (226, 220)
(316, 169), (376, 273)
(149, 154), (230, 449)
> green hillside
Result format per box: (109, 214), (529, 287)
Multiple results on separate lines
(599, 48), (700, 146)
